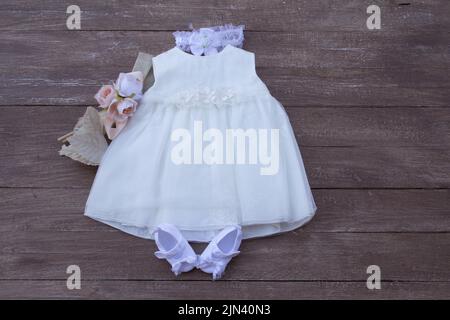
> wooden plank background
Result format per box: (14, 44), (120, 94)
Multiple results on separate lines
(0, 0), (449, 299)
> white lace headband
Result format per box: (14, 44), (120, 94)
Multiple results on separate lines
(173, 24), (245, 56)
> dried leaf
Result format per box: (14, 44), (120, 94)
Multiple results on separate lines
(59, 107), (108, 166)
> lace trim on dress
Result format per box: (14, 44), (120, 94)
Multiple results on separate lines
(173, 24), (245, 56)
(165, 87), (238, 109)
(146, 87), (272, 110)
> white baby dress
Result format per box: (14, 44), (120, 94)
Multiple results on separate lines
(85, 39), (317, 242)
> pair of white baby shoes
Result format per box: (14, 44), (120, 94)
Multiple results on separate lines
(153, 224), (242, 280)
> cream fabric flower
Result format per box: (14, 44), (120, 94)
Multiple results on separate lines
(189, 28), (219, 56)
(115, 72), (143, 99)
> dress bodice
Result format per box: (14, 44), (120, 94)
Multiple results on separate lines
(142, 45), (270, 108)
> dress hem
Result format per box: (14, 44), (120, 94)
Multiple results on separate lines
(84, 206), (317, 243)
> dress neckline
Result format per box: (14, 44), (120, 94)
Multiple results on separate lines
(173, 44), (233, 59)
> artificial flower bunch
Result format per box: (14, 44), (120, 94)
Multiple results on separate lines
(94, 71), (144, 139)
(173, 24), (244, 56)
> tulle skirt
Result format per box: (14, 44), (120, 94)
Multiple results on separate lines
(85, 95), (316, 242)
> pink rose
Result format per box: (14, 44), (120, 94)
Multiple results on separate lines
(117, 98), (138, 117)
(107, 98), (137, 121)
(103, 98), (138, 140)
(103, 102), (127, 140)
(94, 85), (115, 108)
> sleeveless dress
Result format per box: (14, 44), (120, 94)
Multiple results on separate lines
(85, 44), (317, 242)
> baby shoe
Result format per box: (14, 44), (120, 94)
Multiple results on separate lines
(197, 225), (242, 280)
(153, 224), (198, 276)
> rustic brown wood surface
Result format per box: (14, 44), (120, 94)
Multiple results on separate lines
(2, 31), (450, 107)
(0, 0), (449, 299)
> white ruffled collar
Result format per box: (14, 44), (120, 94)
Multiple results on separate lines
(173, 24), (245, 56)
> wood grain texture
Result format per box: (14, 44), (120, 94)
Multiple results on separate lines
(1, 231), (450, 281)
(286, 107), (450, 147)
(1, 30), (449, 106)
(1, 189), (449, 233)
(1, 0), (449, 32)
(1, 280), (449, 300)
